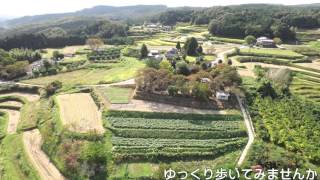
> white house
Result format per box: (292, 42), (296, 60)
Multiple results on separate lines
(148, 50), (163, 61)
(216, 91), (230, 101)
(256, 37), (276, 48)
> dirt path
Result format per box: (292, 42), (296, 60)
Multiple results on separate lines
(110, 99), (228, 115)
(23, 129), (65, 180)
(0, 109), (20, 134)
(0, 101), (23, 107)
(236, 96), (255, 166)
(0, 92), (40, 102)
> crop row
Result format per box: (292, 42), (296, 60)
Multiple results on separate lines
(113, 139), (247, 162)
(111, 128), (247, 139)
(88, 54), (120, 61)
(112, 137), (242, 148)
(109, 117), (243, 131)
(105, 110), (242, 121)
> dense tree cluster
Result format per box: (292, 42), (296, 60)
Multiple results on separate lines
(157, 9), (194, 26)
(0, 20), (128, 50)
(154, 4), (320, 41)
(9, 48), (42, 63)
(0, 49), (29, 80)
(136, 63), (242, 101)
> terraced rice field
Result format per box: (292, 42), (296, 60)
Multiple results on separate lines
(56, 93), (104, 134)
(106, 110), (247, 162)
(290, 73), (320, 103)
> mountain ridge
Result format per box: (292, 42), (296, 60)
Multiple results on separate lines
(4, 5), (169, 27)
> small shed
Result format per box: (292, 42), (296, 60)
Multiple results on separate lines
(216, 91), (230, 101)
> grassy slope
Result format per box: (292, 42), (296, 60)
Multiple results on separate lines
(100, 87), (133, 104)
(0, 134), (40, 180)
(22, 57), (145, 85)
(0, 113), (8, 139)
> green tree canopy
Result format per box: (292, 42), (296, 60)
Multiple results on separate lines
(184, 37), (198, 56)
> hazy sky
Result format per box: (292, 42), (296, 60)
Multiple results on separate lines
(1, 0), (319, 17)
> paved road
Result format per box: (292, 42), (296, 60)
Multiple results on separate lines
(236, 95), (255, 167)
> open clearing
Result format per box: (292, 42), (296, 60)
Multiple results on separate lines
(22, 57), (145, 85)
(0, 92), (40, 102)
(56, 93), (104, 134)
(23, 129), (65, 180)
(110, 99), (228, 115)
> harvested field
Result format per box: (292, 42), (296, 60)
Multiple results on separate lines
(23, 129), (65, 180)
(56, 93), (104, 134)
(0, 92), (40, 102)
(110, 100), (228, 115)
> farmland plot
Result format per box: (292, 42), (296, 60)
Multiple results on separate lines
(56, 93), (104, 134)
(106, 110), (247, 162)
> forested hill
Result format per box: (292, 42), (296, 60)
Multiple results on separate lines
(4, 5), (168, 27)
(155, 4), (320, 40)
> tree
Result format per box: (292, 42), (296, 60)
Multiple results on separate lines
(197, 45), (203, 54)
(52, 51), (64, 60)
(86, 38), (104, 51)
(245, 35), (257, 46)
(273, 37), (282, 45)
(140, 44), (148, 59)
(176, 42), (181, 51)
(45, 80), (62, 96)
(184, 37), (198, 56)
(160, 60), (174, 72)
(176, 61), (190, 76)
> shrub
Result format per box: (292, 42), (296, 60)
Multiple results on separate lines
(45, 80), (62, 96)
(176, 61), (190, 76)
(168, 86), (178, 96)
(145, 58), (160, 69)
(192, 82), (210, 101)
(159, 60), (174, 72)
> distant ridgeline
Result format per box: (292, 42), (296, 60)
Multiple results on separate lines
(0, 18), (128, 50)
(0, 4), (320, 49)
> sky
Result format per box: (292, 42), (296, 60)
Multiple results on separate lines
(1, 0), (319, 18)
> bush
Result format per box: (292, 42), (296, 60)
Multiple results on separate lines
(176, 61), (190, 76)
(159, 60), (174, 72)
(121, 47), (140, 58)
(168, 86), (178, 96)
(45, 80), (62, 96)
(145, 58), (160, 69)
(192, 82), (210, 101)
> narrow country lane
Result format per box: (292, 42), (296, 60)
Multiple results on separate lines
(236, 95), (255, 166)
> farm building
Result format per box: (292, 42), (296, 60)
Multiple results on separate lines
(148, 50), (163, 60)
(256, 37), (276, 48)
(216, 91), (230, 101)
